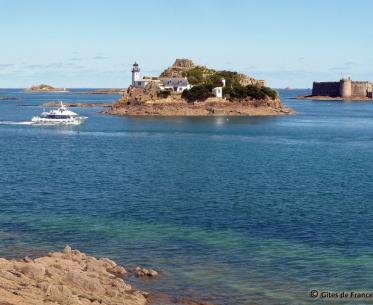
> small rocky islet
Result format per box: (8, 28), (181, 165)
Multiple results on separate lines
(25, 84), (69, 93)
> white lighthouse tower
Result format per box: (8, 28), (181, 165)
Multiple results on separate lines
(131, 62), (141, 86)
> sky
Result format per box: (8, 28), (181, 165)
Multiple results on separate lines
(0, 0), (373, 88)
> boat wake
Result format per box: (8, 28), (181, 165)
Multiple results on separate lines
(0, 121), (34, 125)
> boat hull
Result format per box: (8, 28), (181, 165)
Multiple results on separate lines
(31, 116), (88, 125)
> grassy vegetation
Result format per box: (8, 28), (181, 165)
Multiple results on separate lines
(223, 85), (278, 100)
(161, 64), (278, 102)
(182, 66), (278, 102)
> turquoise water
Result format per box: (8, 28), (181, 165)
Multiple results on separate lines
(1, 89), (373, 304)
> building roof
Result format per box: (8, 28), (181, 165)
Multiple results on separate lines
(163, 78), (189, 87)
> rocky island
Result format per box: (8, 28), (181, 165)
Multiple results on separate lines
(25, 84), (69, 93)
(105, 59), (292, 117)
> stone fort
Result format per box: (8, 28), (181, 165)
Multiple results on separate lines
(312, 77), (373, 99)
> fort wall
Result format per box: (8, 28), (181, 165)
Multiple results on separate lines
(312, 82), (340, 97)
(351, 81), (372, 97)
(312, 78), (373, 99)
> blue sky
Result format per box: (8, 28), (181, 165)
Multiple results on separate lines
(0, 0), (372, 88)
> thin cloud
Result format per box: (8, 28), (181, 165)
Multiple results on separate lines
(0, 64), (14, 68)
(0, 64), (15, 70)
(22, 62), (85, 71)
(330, 61), (359, 71)
(92, 56), (109, 60)
(70, 57), (83, 62)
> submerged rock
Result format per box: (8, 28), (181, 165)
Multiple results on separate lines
(134, 266), (159, 277)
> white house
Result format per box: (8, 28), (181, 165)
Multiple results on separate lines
(160, 77), (192, 93)
(212, 87), (223, 98)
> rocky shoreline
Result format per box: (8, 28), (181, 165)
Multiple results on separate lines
(0, 247), (217, 305)
(105, 97), (292, 116)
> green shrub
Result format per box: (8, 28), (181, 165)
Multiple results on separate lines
(186, 67), (206, 85)
(223, 86), (232, 97)
(226, 85), (277, 100)
(261, 86), (278, 99)
(158, 89), (171, 98)
(245, 85), (266, 99)
(182, 85), (211, 102)
(231, 85), (250, 99)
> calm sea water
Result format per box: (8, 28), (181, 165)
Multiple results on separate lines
(1, 89), (373, 305)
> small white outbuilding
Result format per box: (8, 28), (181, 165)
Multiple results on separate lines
(212, 87), (223, 98)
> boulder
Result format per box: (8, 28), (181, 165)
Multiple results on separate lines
(63, 245), (72, 255)
(20, 262), (45, 280)
(134, 266), (159, 277)
(107, 265), (127, 277)
(64, 270), (105, 293)
(99, 257), (117, 269)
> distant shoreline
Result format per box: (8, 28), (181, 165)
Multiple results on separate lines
(75, 89), (125, 95)
(41, 102), (111, 108)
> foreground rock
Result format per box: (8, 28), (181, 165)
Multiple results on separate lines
(25, 84), (69, 93)
(0, 246), (147, 305)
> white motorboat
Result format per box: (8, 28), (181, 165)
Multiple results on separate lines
(32, 102), (88, 125)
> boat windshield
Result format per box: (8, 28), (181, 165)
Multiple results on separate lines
(44, 114), (73, 119)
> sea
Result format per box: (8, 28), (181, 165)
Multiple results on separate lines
(1, 88), (373, 305)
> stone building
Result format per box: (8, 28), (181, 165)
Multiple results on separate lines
(312, 77), (373, 99)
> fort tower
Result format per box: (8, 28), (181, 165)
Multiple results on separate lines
(340, 77), (352, 99)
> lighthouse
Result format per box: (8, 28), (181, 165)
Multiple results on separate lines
(131, 62), (141, 86)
